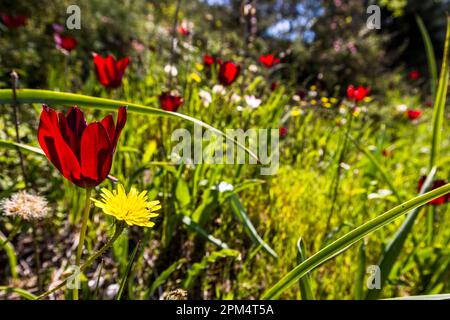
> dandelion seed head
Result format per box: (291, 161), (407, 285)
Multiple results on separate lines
(0, 191), (49, 221)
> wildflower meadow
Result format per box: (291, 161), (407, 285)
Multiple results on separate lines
(1, 0), (450, 304)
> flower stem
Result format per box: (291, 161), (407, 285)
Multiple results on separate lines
(74, 187), (93, 300)
(37, 222), (125, 300)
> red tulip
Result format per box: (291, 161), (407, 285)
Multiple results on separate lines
(38, 105), (127, 188)
(1, 14), (27, 28)
(408, 70), (420, 81)
(203, 54), (215, 66)
(347, 85), (370, 102)
(159, 92), (184, 112)
(259, 54), (280, 68)
(418, 177), (449, 205)
(271, 82), (280, 91)
(54, 33), (77, 54)
(407, 109), (422, 120)
(218, 61), (240, 86)
(279, 127), (288, 138)
(93, 53), (130, 89)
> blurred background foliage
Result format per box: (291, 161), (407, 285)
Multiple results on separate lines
(0, 0), (449, 95)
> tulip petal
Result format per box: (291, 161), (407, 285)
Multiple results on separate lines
(117, 57), (130, 76)
(80, 122), (112, 185)
(58, 113), (81, 159)
(38, 105), (82, 184)
(101, 114), (115, 143)
(93, 53), (110, 87)
(112, 106), (127, 150)
(105, 55), (119, 87)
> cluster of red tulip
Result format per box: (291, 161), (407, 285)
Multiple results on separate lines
(346, 85), (370, 102)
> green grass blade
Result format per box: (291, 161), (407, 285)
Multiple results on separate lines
(385, 293), (450, 300)
(146, 258), (186, 298)
(182, 215), (230, 249)
(429, 16), (450, 169)
(366, 17), (450, 300)
(228, 194), (278, 259)
(0, 286), (37, 300)
(182, 249), (240, 290)
(349, 134), (402, 203)
(0, 89), (259, 162)
(261, 182), (450, 299)
(0, 231), (18, 280)
(366, 169), (436, 300)
(296, 237), (315, 300)
(416, 15), (438, 98)
(354, 240), (366, 300)
(0, 139), (45, 155)
(115, 241), (141, 300)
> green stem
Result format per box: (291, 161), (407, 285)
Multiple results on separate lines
(37, 222), (125, 300)
(74, 187), (93, 300)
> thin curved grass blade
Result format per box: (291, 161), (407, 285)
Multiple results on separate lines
(0, 89), (259, 162)
(229, 194), (278, 259)
(416, 14), (438, 98)
(0, 286), (37, 300)
(296, 237), (315, 300)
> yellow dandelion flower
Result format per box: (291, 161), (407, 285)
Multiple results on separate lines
(92, 184), (160, 228)
(309, 85), (317, 91)
(321, 97), (329, 103)
(330, 97), (338, 104)
(363, 96), (372, 103)
(189, 72), (202, 83)
(323, 102), (332, 108)
(291, 108), (301, 117)
(310, 99), (317, 105)
(195, 63), (204, 71)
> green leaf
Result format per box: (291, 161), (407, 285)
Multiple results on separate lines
(366, 16), (450, 300)
(261, 182), (450, 299)
(116, 241), (141, 300)
(416, 15), (438, 97)
(354, 241), (366, 300)
(146, 258), (186, 298)
(182, 249), (240, 290)
(228, 194), (278, 259)
(385, 293), (450, 300)
(0, 139), (44, 156)
(429, 16), (450, 170)
(366, 169), (436, 300)
(296, 237), (315, 300)
(0, 231), (18, 279)
(0, 286), (37, 300)
(0, 89), (259, 162)
(175, 179), (191, 208)
(182, 215), (230, 249)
